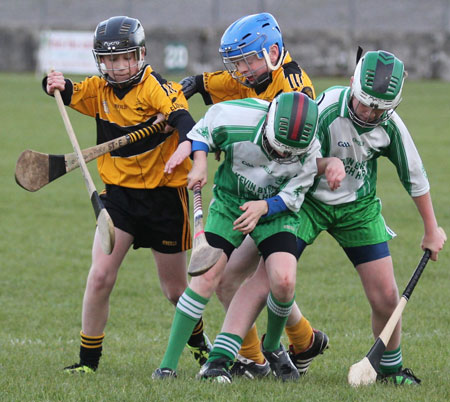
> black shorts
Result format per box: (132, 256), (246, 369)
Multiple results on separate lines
(100, 184), (192, 253)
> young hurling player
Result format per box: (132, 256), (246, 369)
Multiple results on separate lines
(163, 12), (329, 379)
(154, 92), (325, 382)
(44, 16), (211, 373)
(217, 50), (446, 385)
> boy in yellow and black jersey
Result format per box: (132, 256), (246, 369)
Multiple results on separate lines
(164, 16), (315, 172)
(184, 51), (314, 105)
(157, 13), (328, 381)
(65, 67), (190, 189)
(44, 16), (211, 374)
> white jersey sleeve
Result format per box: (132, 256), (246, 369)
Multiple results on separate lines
(187, 98), (269, 152)
(383, 113), (430, 197)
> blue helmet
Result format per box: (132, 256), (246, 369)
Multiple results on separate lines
(219, 13), (285, 87)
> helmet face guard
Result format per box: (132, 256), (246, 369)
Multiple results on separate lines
(262, 128), (297, 163)
(93, 48), (144, 86)
(348, 99), (394, 128)
(349, 50), (405, 127)
(219, 13), (284, 88)
(93, 16), (146, 87)
(262, 92), (318, 164)
(221, 43), (271, 88)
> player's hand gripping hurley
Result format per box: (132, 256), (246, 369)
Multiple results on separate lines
(188, 183), (223, 276)
(53, 88), (115, 255)
(15, 122), (166, 192)
(348, 248), (433, 387)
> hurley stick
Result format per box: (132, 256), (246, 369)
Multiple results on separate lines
(15, 122), (166, 192)
(53, 88), (115, 255)
(348, 247), (436, 386)
(188, 183), (223, 276)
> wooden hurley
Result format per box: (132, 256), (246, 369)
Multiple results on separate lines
(53, 88), (115, 255)
(15, 122), (166, 192)
(348, 248), (433, 386)
(187, 183), (223, 276)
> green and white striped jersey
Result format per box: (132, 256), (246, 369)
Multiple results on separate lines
(187, 98), (321, 212)
(310, 86), (429, 205)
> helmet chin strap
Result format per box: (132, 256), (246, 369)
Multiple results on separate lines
(356, 46), (364, 65)
(262, 46), (285, 71)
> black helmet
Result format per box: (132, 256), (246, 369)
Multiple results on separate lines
(92, 16), (146, 87)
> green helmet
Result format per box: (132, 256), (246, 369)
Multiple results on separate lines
(262, 92), (318, 163)
(350, 50), (406, 127)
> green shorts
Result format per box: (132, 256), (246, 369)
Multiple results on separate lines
(297, 194), (395, 248)
(205, 188), (299, 248)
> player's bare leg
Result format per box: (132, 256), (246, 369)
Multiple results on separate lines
(154, 253), (229, 377)
(220, 259), (269, 337)
(152, 250), (188, 305)
(64, 227), (133, 373)
(256, 252), (299, 380)
(190, 253), (229, 298)
(215, 235), (260, 305)
(356, 256), (413, 381)
(356, 256), (401, 350)
(153, 249), (212, 368)
(82, 227), (133, 334)
(217, 257), (271, 378)
(200, 252), (300, 382)
(217, 240), (328, 377)
(214, 236), (270, 374)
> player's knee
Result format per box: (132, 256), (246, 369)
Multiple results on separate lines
(215, 279), (239, 307)
(164, 292), (181, 306)
(215, 285), (231, 308)
(190, 273), (221, 299)
(162, 285), (185, 306)
(371, 286), (399, 317)
(87, 268), (116, 293)
(383, 288), (399, 312)
(270, 276), (296, 302)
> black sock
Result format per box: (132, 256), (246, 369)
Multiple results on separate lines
(79, 331), (104, 370)
(187, 317), (204, 346)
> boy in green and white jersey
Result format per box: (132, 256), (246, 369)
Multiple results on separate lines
(298, 50), (446, 385)
(166, 13), (326, 378)
(154, 92), (335, 381)
(219, 50), (446, 385)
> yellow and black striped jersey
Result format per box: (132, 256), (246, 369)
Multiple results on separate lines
(202, 52), (315, 103)
(68, 65), (192, 189)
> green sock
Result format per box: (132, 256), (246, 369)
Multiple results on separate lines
(208, 332), (243, 366)
(379, 346), (402, 374)
(160, 287), (209, 371)
(263, 292), (294, 352)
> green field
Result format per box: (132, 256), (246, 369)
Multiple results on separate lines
(0, 73), (448, 401)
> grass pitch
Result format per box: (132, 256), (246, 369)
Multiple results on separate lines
(0, 73), (448, 401)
